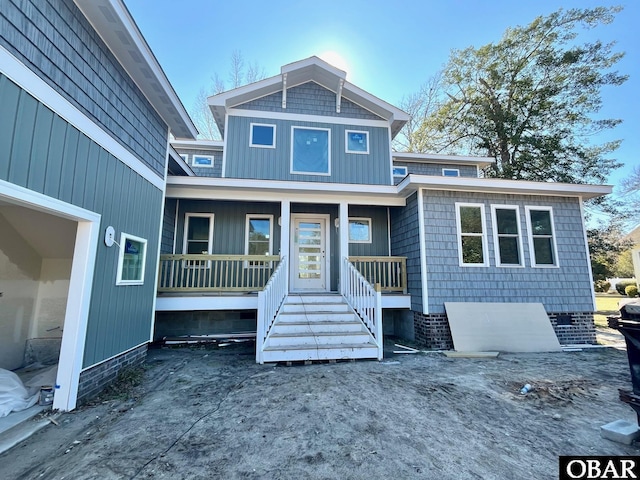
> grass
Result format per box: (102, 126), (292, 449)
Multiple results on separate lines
(594, 293), (625, 328)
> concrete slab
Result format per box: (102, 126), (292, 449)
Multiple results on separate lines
(443, 351), (500, 358)
(0, 412), (58, 455)
(601, 419), (640, 445)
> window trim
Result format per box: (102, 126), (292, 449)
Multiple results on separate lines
(179, 153), (188, 163)
(249, 123), (276, 148)
(455, 202), (489, 267)
(183, 213), (215, 255)
(115, 232), (147, 286)
(290, 126), (331, 176)
(244, 214), (274, 267)
(348, 217), (372, 244)
(443, 168), (460, 177)
(345, 130), (369, 155)
(525, 206), (559, 268)
(192, 155), (214, 168)
(490, 205), (524, 268)
(393, 166), (408, 177)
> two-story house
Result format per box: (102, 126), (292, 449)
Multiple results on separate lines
(157, 57), (611, 363)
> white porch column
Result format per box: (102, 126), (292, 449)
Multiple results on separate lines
(339, 201), (349, 294)
(280, 200), (291, 260)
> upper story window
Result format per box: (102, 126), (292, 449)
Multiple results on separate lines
(525, 207), (558, 267)
(393, 166), (408, 177)
(250, 123), (276, 148)
(291, 127), (331, 175)
(348, 218), (372, 243)
(116, 233), (147, 285)
(443, 168), (460, 177)
(345, 130), (369, 154)
(456, 203), (488, 267)
(192, 155), (214, 168)
(491, 205), (523, 267)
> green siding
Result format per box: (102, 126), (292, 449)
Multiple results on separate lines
(0, 74), (164, 368)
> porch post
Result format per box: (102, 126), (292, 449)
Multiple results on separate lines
(280, 199), (291, 262)
(339, 202), (349, 294)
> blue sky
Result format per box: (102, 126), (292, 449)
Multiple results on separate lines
(125, 0), (638, 193)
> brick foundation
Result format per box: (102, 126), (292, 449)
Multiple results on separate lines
(77, 344), (148, 404)
(413, 310), (596, 350)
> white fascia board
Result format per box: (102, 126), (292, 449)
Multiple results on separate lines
(74, 0), (197, 139)
(156, 295), (259, 311)
(281, 56), (347, 79)
(166, 177), (406, 206)
(168, 146), (194, 176)
(171, 140), (224, 150)
(208, 76), (283, 108)
(393, 152), (495, 167)
(398, 175), (612, 200)
(228, 108), (389, 129)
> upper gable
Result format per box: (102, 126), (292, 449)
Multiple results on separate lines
(237, 82), (385, 121)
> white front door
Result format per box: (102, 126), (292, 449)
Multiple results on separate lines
(291, 215), (329, 291)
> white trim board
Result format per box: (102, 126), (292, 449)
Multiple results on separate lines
(228, 108), (390, 129)
(0, 45), (165, 191)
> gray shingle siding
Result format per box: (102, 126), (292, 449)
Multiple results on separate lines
(0, 0), (168, 176)
(393, 162), (478, 180)
(421, 190), (593, 314)
(390, 193), (423, 312)
(162, 198), (177, 254)
(238, 82), (384, 120)
(174, 149), (223, 178)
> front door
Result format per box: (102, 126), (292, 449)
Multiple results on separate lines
(291, 215), (329, 291)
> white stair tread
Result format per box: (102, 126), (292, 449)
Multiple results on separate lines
(263, 342), (377, 351)
(270, 331), (367, 338)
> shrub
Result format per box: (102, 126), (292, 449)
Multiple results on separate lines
(594, 280), (611, 293)
(626, 285), (639, 298)
(615, 279), (637, 295)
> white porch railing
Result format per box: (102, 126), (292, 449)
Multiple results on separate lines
(342, 257), (383, 360)
(256, 256), (289, 364)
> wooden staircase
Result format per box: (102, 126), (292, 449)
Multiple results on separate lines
(260, 294), (380, 363)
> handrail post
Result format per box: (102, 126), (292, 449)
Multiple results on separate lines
(256, 290), (265, 364)
(375, 283), (383, 360)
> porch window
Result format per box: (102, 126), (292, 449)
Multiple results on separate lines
(345, 130), (369, 154)
(116, 233), (147, 285)
(245, 215), (273, 266)
(192, 155), (214, 168)
(491, 205), (523, 267)
(250, 123), (276, 148)
(348, 218), (371, 243)
(456, 203), (488, 266)
(525, 207), (558, 267)
(184, 214), (214, 254)
(291, 127), (330, 175)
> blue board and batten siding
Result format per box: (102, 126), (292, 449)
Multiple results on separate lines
(421, 191), (592, 314)
(0, 75), (164, 368)
(0, 0), (167, 177)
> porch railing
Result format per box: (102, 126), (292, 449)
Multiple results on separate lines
(348, 256), (407, 293)
(342, 257), (383, 360)
(256, 256), (288, 364)
(158, 254), (281, 292)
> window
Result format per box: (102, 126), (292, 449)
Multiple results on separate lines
(183, 214), (214, 254)
(291, 127), (330, 175)
(179, 154), (188, 163)
(526, 207), (558, 267)
(456, 203), (488, 266)
(491, 206), (523, 267)
(245, 215), (273, 265)
(116, 233), (147, 285)
(250, 123), (276, 148)
(192, 155), (214, 168)
(443, 168), (460, 177)
(393, 166), (408, 177)
(348, 218), (372, 243)
(345, 130), (369, 154)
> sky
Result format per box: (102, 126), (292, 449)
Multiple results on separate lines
(125, 0), (638, 197)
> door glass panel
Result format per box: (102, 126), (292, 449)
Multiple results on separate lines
(297, 221), (322, 280)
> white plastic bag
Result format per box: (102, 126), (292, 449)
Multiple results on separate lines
(0, 369), (39, 418)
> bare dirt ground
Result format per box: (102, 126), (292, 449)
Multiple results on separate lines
(1, 333), (638, 480)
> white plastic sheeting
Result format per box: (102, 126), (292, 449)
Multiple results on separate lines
(0, 366), (58, 418)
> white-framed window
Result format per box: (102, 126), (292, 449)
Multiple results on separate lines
(525, 206), (558, 267)
(291, 126), (331, 175)
(183, 213), (214, 254)
(348, 217), (372, 243)
(245, 214), (273, 260)
(443, 168), (460, 177)
(345, 130), (369, 154)
(250, 123), (276, 148)
(491, 205), (524, 267)
(116, 233), (147, 285)
(192, 155), (214, 168)
(455, 203), (488, 267)
(393, 166), (408, 177)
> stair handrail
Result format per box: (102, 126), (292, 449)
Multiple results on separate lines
(256, 256), (288, 364)
(342, 257), (383, 360)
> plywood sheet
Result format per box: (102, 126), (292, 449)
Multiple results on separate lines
(444, 302), (562, 353)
